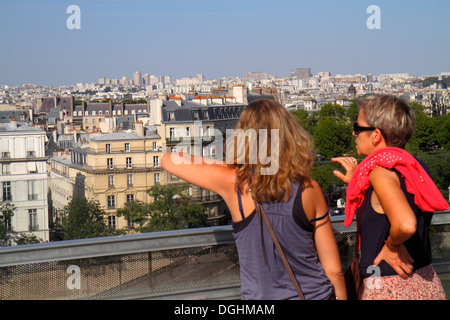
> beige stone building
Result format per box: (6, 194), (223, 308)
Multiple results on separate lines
(49, 122), (164, 230)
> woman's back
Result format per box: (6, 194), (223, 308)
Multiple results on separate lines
(233, 182), (334, 300)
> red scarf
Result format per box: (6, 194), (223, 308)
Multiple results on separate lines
(344, 147), (449, 227)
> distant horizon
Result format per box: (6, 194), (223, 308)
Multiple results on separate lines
(1, 70), (449, 88)
(1, 0), (449, 87)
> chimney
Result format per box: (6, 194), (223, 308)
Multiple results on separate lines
(135, 121), (144, 136)
(232, 85), (248, 104)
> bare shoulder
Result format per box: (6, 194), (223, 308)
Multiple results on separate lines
(301, 179), (327, 221)
(302, 179), (324, 197)
(369, 166), (400, 186)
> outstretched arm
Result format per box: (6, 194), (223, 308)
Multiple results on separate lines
(161, 152), (235, 196)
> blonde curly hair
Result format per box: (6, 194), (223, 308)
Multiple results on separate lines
(226, 99), (314, 202)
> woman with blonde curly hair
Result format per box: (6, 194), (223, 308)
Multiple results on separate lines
(162, 99), (346, 300)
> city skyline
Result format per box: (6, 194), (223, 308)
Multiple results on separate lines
(1, 0), (449, 87)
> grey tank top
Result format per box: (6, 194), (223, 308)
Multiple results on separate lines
(232, 182), (333, 300)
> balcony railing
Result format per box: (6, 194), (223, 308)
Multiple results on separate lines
(0, 211), (449, 300)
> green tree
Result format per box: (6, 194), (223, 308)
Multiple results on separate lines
(0, 202), (16, 243)
(434, 114), (450, 151)
(116, 200), (149, 229)
(346, 100), (359, 123)
(61, 198), (120, 240)
(313, 117), (353, 159)
(117, 185), (207, 232)
(290, 109), (319, 134)
(406, 101), (445, 154)
(318, 103), (346, 120)
(144, 185), (207, 232)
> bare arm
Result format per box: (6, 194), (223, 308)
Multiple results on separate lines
(161, 152), (234, 196)
(303, 180), (347, 300)
(370, 166), (416, 279)
(161, 152), (255, 223)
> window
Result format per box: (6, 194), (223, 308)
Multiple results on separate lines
(106, 144), (111, 153)
(2, 181), (12, 201)
(29, 209), (38, 231)
(168, 112), (175, 121)
(107, 195), (116, 209)
(28, 180), (38, 200)
(126, 194), (135, 203)
(108, 175), (114, 187)
(107, 158), (113, 169)
(126, 157), (132, 169)
(127, 174), (133, 186)
(152, 142), (157, 151)
(108, 216), (117, 228)
(124, 143), (130, 152)
(186, 127), (190, 137)
(153, 156), (159, 167)
(154, 173), (160, 185)
(27, 151), (36, 158)
(169, 128), (175, 139)
(2, 164), (10, 175)
(1, 152), (10, 159)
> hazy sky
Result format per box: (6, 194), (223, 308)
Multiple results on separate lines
(1, 0), (449, 86)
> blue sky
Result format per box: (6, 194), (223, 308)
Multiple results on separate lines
(1, 0), (449, 86)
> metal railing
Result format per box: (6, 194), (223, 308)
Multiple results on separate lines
(0, 211), (449, 300)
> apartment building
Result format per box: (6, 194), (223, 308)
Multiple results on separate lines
(49, 122), (164, 230)
(148, 86), (267, 225)
(0, 122), (49, 244)
(71, 101), (150, 133)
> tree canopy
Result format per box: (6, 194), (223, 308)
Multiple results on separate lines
(61, 198), (120, 240)
(290, 100), (449, 201)
(117, 184), (207, 233)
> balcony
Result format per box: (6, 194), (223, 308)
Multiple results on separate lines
(0, 211), (449, 300)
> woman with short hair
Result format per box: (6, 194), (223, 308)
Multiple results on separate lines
(333, 95), (449, 299)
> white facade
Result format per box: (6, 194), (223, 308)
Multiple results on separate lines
(0, 123), (49, 244)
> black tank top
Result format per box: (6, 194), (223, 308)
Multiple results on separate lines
(358, 165), (434, 278)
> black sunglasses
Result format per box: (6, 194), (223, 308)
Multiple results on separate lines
(353, 123), (377, 135)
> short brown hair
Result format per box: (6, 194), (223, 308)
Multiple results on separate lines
(357, 95), (415, 148)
